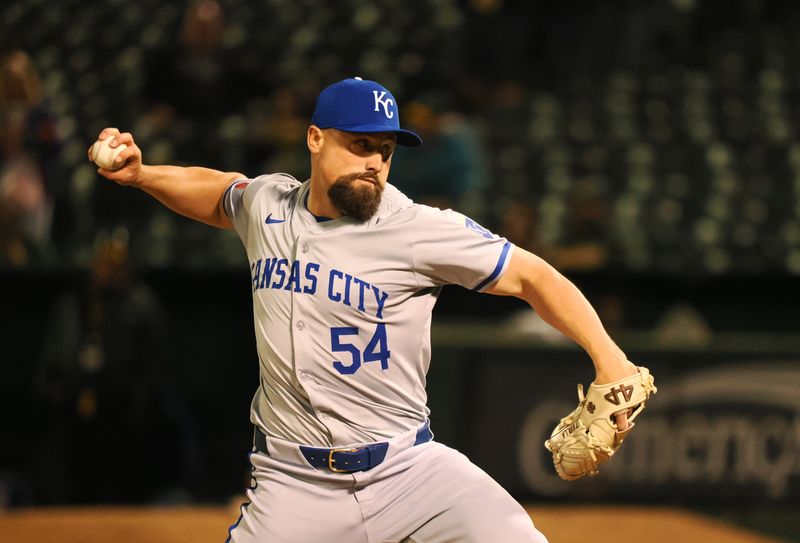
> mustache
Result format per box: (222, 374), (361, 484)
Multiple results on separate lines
(339, 172), (379, 184)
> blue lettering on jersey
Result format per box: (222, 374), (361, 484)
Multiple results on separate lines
(261, 258), (278, 289)
(465, 217), (494, 240)
(304, 263), (320, 294)
(271, 258), (288, 289)
(328, 270), (343, 302)
(353, 277), (369, 312)
(342, 273), (353, 307)
(250, 257), (390, 319)
(371, 286), (388, 319)
(251, 259), (262, 291)
(327, 269), (388, 318)
(284, 260), (302, 292)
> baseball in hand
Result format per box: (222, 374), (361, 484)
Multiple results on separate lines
(91, 137), (128, 170)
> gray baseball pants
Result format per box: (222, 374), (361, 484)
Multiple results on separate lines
(226, 430), (548, 542)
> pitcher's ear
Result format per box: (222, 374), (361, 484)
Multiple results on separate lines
(307, 125), (324, 153)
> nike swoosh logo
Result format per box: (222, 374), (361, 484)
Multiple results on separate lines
(265, 213), (286, 225)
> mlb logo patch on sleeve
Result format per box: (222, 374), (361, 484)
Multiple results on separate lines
(442, 210), (496, 239)
(464, 217), (494, 239)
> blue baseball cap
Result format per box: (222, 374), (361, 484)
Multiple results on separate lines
(311, 77), (423, 147)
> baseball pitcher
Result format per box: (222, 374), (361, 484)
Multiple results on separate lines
(90, 77), (655, 542)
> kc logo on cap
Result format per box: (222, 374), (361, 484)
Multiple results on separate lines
(311, 77), (422, 147)
(373, 91), (395, 119)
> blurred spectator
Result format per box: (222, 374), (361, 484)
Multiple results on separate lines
(143, 0), (270, 168)
(653, 302), (713, 347)
(500, 195), (608, 273)
(33, 229), (198, 504)
(555, 194), (610, 270)
(0, 48), (61, 267)
(389, 97), (487, 210)
(247, 85), (312, 179)
(500, 200), (544, 253)
(3, 0), (800, 275)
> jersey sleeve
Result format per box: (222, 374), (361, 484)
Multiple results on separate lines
(222, 178), (253, 239)
(411, 208), (514, 291)
(222, 174), (291, 245)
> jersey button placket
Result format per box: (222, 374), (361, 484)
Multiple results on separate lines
(292, 234), (312, 400)
(292, 237), (307, 332)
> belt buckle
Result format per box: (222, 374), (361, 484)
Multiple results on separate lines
(328, 447), (359, 473)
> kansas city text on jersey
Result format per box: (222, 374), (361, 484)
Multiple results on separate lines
(250, 256), (389, 319)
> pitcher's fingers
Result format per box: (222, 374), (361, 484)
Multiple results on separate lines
(110, 132), (134, 147)
(114, 145), (138, 164)
(98, 127), (120, 140)
(615, 410), (629, 430)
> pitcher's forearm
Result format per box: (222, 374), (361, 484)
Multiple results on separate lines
(488, 248), (630, 380)
(137, 165), (243, 228)
(524, 271), (627, 369)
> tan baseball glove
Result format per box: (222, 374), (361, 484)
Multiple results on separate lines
(544, 365), (657, 480)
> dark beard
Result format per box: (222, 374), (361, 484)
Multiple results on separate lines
(328, 172), (383, 222)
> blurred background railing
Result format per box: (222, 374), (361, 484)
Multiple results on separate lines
(4, 0), (800, 275)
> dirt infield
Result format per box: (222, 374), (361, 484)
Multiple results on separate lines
(0, 506), (233, 543)
(524, 505), (785, 543)
(0, 504), (784, 542)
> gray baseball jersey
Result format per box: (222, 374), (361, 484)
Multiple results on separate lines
(223, 173), (513, 447)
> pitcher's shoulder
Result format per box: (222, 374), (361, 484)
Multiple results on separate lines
(383, 196), (459, 224)
(254, 172), (301, 195)
(239, 172), (302, 205)
(376, 183), (417, 218)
